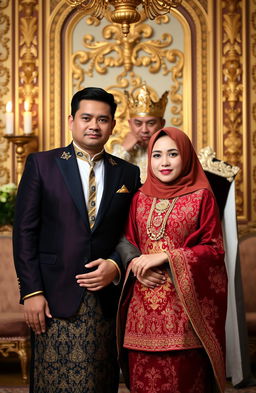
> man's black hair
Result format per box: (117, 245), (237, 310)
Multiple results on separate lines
(71, 87), (117, 119)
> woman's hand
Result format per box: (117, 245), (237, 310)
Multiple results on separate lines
(131, 252), (168, 277)
(136, 268), (166, 288)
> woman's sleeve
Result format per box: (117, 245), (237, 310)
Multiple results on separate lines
(115, 192), (141, 268)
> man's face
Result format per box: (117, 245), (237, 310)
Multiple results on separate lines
(128, 116), (165, 148)
(68, 100), (115, 155)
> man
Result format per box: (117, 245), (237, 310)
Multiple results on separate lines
(112, 83), (168, 182)
(13, 87), (141, 393)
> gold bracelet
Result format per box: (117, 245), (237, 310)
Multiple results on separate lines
(23, 290), (44, 300)
(107, 259), (121, 285)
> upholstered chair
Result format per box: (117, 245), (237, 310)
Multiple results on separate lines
(0, 234), (30, 381)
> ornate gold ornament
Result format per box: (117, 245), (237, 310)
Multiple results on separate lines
(125, 82), (169, 117)
(198, 146), (239, 183)
(60, 151), (72, 160)
(19, 0), (39, 127)
(4, 135), (38, 184)
(72, 13), (184, 90)
(222, 1), (243, 215)
(0, 338), (30, 381)
(0, 0), (11, 185)
(71, 14), (184, 146)
(66, 0), (182, 36)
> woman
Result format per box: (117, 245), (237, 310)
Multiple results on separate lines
(117, 127), (227, 393)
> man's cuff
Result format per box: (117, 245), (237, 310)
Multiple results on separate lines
(23, 290), (44, 300)
(107, 259), (121, 285)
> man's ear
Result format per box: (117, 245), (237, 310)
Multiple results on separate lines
(68, 115), (73, 130)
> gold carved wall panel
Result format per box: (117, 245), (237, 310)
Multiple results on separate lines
(251, 0), (256, 225)
(0, 0), (12, 185)
(221, 1), (245, 219)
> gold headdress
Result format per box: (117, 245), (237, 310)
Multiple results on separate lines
(125, 83), (168, 118)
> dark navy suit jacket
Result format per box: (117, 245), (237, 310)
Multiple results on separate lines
(13, 143), (141, 318)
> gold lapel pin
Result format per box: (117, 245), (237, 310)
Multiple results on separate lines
(61, 151), (72, 160)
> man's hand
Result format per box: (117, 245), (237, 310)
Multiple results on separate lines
(122, 132), (139, 152)
(76, 258), (118, 291)
(24, 294), (52, 335)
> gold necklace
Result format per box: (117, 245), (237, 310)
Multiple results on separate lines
(146, 197), (178, 241)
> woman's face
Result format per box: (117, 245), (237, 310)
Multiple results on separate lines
(151, 135), (183, 183)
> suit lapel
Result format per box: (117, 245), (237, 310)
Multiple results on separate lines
(92, 153), (121, 231)
(55, 143), (90, 229)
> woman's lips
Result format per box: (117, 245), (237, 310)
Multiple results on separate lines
(160, 169), (172, 175)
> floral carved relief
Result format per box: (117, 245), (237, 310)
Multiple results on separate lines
(222, 0), (243, 216)
(71, 12), (184, 140)
(18, 0), (39, 134)
(0, 0), (11, 185)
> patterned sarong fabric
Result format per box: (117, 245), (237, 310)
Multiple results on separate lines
(31, 292), (119, 393)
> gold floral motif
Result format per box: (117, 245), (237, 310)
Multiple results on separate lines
(19, 0), (39, 133)
(71, 13), (184, 134)
(222, 1), (243, 215)
(139, 278), (172, 310)
(60, 151), (72, 160)
(198, 146), (239, 182)
(0, 0), (11, 185)
(72, 13), (183, 84)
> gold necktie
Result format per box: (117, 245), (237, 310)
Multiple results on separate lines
(88, 161), (96, 229)
(74, 145), (104, 229)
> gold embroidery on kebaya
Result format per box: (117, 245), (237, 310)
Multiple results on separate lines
(139, 276), (172, 311)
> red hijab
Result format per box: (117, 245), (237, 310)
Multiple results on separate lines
(140, 127), (212, 199)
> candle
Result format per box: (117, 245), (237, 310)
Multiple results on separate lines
(5, 101), (14, 135)
(23, 101), (32, 135)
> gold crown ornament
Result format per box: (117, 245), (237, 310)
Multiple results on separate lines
(125, 83), (169, 118)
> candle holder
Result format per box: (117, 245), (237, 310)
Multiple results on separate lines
(4, 135), (38, 184)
